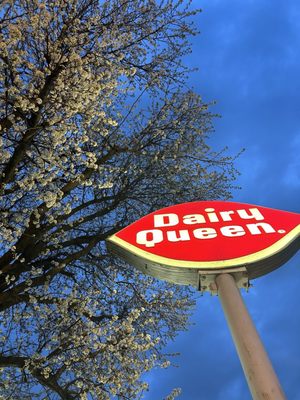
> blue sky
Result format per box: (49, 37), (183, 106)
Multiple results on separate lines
(144, 1), (300, 399)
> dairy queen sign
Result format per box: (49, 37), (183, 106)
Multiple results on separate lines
(107, 201), (300, 400)
(107, 201), (300, 288)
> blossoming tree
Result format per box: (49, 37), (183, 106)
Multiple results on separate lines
(0, 0), (239, 398)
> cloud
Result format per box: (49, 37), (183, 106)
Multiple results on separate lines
(144, 1), (300, 398)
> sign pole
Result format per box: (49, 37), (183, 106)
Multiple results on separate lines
(215, 273), (286, 400)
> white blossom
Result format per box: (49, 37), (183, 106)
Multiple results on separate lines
(0, 0), (238, 398)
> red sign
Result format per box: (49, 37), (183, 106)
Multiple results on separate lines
(107, 201), (300, 285)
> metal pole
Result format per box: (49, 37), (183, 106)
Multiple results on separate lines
(215, 273), (286, 400)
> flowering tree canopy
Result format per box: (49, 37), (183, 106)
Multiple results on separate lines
(0, 0), (239, 398)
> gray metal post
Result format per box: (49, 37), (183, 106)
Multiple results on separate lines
(215, 273), (286, 400)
